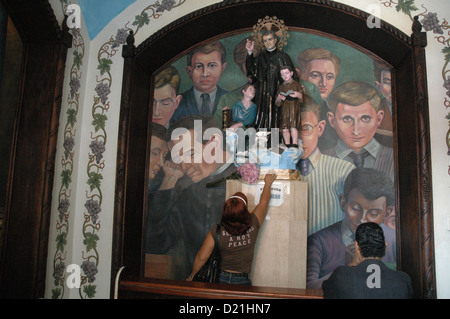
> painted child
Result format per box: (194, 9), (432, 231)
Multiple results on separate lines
(228, 83), (257, 131)
(275, 65), (305, 148)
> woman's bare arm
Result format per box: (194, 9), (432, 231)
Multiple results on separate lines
(252, 173), (276, 225)
(187, 231), (215, 280)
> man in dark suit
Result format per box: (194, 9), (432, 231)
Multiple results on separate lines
(170, 40), (228, 126)
(322, 222), (413, 299)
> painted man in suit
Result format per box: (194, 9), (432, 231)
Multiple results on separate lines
(170, 40), (228, 126)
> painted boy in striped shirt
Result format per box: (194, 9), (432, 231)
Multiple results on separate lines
(297, 95), (355, 235)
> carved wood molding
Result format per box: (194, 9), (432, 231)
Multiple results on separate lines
(411, 16), (436, 299)
(35, 16), (73, 297)
(136, 0), (411, 56)
(111, 30), (137, 290)
(119, 274), (323, 299)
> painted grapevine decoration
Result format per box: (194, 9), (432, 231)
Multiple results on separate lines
(52, 0), (186, 299)
(379, 0), (450, 153)
(81, 0), (186, 299)
(52, 0), (85, 299)
(81, 1), (188, 299)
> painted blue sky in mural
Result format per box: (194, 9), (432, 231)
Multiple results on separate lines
(78, 0), (136, 39)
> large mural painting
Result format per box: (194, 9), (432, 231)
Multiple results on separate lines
(143, 20), (396, 289)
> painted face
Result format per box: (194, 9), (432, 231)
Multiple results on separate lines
(149, 136), (168, 180)
(280, 69), (293, 82)
(152, 83), (181, 127)
(376, 70), (392, 103)
(384, 206), (396, 230)
(242, 85), (255, 99)
(186, 50), (227, 93)
(168, 130), (220, 183)
(299, 111), (325, 159)
(262, 34), (277, 51)
(328, 101), (384, 153)
(302, 59), (337, 99)
(341, 188), (387, 233)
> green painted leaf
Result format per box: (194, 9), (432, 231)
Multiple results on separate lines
(51, 288), (62, 299)
(442, 47), (450, 63)
(83, 232), (99, 252)
(67, 108), (77, 127)
(87, 172), (103, 191)
(73, 50), (83, 69)
(83, 284), (97, 298)
(61, 169), (72, 188)
(91, 113), (108, 132)
(97, 58), (112, 75)
(132, 12), (150, 28)
(395, 0), (418, 15)
(56, 232), (67, 251)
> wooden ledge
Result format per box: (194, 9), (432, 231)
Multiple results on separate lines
(118, 275), (323, 299)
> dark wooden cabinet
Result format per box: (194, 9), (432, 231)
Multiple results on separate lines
(0, 0), (71, 298)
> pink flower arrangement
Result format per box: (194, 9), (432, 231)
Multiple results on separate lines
(237, 162), (260, 184)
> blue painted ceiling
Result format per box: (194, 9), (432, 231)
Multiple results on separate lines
(78, 0), (136, 39)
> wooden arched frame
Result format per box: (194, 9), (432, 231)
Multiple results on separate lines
(113, 0), (435, 298)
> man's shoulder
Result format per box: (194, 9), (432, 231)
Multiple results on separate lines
(380, 223), (395, 237)
(176, 88), (195, 110)
(378, 142), (394, 157)
(319, 153), (355, 169)
(367, 259), (413, 292)
(274, 49), (290, 57)
(330, 264), (354, 277)
(309, 221), (342, 241)
(216, 85), (228, 96)
(394, 269), (413, 285)
(321, 146), (337, 158)
(322, 264), (356, 297)
(180, 87), (194, 98)
(376, 259), (411, 281)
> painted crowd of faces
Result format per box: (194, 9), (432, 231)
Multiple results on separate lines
(146, 29), (396, 284)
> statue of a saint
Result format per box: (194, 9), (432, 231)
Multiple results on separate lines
(245, 30), (298, 130)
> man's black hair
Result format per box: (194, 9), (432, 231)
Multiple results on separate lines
(355, 222), (386, 258)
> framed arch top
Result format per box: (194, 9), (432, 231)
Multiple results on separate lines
(113, 0), (434, 299)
